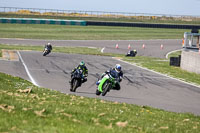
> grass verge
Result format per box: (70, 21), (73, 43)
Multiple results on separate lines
(0, 23), (189, 40)
(167, 50), (182, 59)
(1, 72), (200, 133)
(121, 54), (200, 86)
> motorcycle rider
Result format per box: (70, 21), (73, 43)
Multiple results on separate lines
(96, 64), (123, 90)
(44, 43), (52, 52)
(70, 61), (88, 84)
(126, 49), (137, 57)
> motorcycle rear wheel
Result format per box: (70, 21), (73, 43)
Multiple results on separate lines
(96, 89), (101, 95)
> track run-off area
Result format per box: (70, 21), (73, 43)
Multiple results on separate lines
(0, 38), (200, 115)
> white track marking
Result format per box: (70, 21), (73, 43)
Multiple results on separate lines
(88, 47), (96, 49)
(166, 49), (182, 59)
(113, 57), (200, 89)
(17, 51), (39, 87)
(101, 47), (105, 53)
(124, 74), (170, 79)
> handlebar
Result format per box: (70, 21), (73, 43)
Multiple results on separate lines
(107, 73), (120, 83)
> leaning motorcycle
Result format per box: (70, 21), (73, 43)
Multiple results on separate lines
(43, 48), (51, 56)
(70, 69), (83, 92)
(96, 73), (120, 96)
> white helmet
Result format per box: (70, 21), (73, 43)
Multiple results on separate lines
(115, 64), (121, 73)
(47, 43), (51, 46)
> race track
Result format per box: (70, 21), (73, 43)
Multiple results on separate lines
(0, 39), (200, 115)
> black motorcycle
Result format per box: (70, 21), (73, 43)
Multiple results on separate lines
(43, 48), (51, 56)
(70, 69), (83, 92)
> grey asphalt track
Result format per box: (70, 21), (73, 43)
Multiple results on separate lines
(0, 38), (182, 58)
(1, 39), (200, 115)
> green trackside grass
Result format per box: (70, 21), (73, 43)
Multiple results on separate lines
(122, 53), (200, 86)
(0, 23), (190, 40)
(0, 72), (200, 133)
(167, 50), (182, 59)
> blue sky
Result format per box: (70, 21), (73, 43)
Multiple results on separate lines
(1, 0), (200, 16)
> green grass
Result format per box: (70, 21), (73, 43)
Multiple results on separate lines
(1, 72), (200, 133)
(122, 55), (200, 85)
(167, 50), (182, 59)
(1, 13), (200, 25)
(0, 23), (190, 40)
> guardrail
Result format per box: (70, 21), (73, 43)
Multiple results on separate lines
(1, 7), (200, 20)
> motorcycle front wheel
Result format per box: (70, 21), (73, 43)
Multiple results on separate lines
(102, 81), (111, 96)
(43, 52), (47, 56)
(71, 79), (78, 92)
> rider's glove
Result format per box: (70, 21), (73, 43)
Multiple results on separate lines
(105, 70), (109, 74)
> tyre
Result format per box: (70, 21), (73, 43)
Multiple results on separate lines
(102, 81), (111, 96)
(71, 79), (78, 92)
(43, 50), (50, 56)
(113, 83), (120, 90)
(96, 89), (101, 95)
(43, 52), (47, 56)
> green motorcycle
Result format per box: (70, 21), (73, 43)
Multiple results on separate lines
(96, 73), (120, 96)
